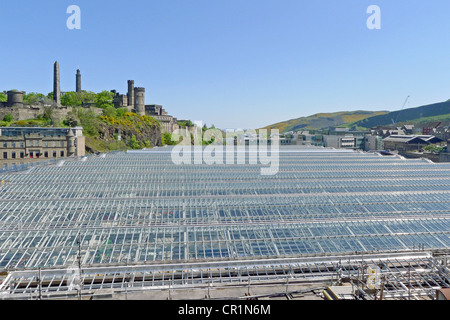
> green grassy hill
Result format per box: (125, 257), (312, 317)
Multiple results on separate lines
(261, 110), (388, 132)
(350, 100), (450, 128)
(262, 100), (450, 133)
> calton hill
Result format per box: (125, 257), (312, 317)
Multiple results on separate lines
(0, 90), (188, 153)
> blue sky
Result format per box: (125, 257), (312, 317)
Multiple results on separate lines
(1, 0), (450, 129)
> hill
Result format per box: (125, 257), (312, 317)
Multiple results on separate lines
(261, 110), (388, 132)
(262, 100), (450, 133)
(0, 90), (164, 153)
(350, 100), (450, 128)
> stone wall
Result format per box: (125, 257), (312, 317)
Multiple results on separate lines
(0, 105), (103, 123)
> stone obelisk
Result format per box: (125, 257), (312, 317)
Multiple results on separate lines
(76, 69), (82, 93)
(53, 61), (61, 106)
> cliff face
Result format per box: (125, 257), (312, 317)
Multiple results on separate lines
(83, 112), (162, 153)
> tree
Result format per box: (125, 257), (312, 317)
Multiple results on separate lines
(80, 91), (97, 103)
(0, 92), (6, 102)
(3, 114), (13, 122)
(43, 107), (53, 121)
(61, 92), (82, 106)
(76, 108), (102, 137)
(424, 144), (445, 154)
(102, 106), (117, 118)
(127, 135), (141, 149)
(177, 120), (194, 128)
(161, 132), (178, 145)
(116, 107), (127, 118)
(24, 92), (45, 104)
(64, 110), (80, 127)
(95, 91), (114, 109)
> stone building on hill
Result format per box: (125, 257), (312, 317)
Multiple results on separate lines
(1, 61), (180, 133)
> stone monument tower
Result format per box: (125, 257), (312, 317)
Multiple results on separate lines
(53, 61), (61, 106)
(127, 80), (135, 109)
(76, 69), (82, 93)
(134, 87), (146, 116)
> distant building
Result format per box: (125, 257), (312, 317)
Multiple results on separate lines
(372, 125), (417, 138)
(323, 134), (364, 150)
(382, 135), (443, 152)
(110, 80), (145, 115)
(285, 132), (324, 146)
(364, 134), (383, 151)
(0, 127), (85, 162)
(111, 82), (179, 133)
(145, 105), (179, 133)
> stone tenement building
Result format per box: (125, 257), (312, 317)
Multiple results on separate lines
(0, 127), (85, 163)
(1, 61), (180, 133)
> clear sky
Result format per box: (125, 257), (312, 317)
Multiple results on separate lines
(1, 0), (450, 129)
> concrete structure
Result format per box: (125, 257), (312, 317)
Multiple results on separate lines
(0, 127), (85, 162)
(76, 69), (82, 93)
(53, 61), (61, 107)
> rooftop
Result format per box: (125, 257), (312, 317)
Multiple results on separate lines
(0, 146), (449, 299)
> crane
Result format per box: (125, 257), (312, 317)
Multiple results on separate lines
(391, 95), (410, 127)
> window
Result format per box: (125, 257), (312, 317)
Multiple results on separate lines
(29, 140), (33, 147)
(45, 151), (49, 158)
(20, 152), (24, 159)
(44, 141), (48, 148)
(3, 142), (7, 148)
(11, 142), (16, 148)
(20, 142), (24, 148)
(53, 141), (56, 147)
(12, 152), (16, 159)
(29, 152), (33, 158)
(3, 152), (7, 159)
(60, 141), (65, 148)
(53, 151), (57, 158)
(60, 151), (64, 157)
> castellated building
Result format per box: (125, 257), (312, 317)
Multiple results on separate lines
(0, 61), (180, 134)
(111, 81), (179, 133)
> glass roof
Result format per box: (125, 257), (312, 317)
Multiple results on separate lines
(0, 146), (449, 270)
